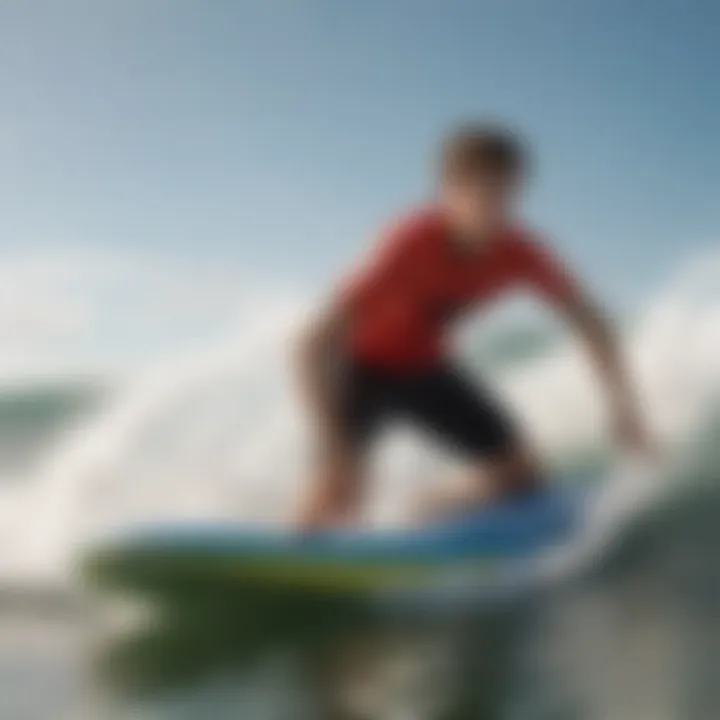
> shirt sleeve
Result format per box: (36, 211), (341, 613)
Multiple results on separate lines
(336, 216), (424, 312)
(516, 236), (584, 306)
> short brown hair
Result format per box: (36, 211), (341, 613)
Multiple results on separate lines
(441, 123), (527, 182)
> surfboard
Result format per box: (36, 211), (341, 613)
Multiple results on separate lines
(83, 486), (588, 598)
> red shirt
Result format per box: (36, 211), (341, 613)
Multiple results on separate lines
(340, 207), (581, 370)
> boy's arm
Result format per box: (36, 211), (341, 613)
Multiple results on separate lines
(522, 239), (651, 455)
(559, 294), (650, 454)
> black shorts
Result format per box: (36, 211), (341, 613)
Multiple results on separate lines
(337, 360), (519, 460)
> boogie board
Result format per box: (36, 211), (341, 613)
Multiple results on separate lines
(83, 486), (589, 599)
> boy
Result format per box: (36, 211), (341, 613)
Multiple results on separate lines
(296, 123), (649, 529)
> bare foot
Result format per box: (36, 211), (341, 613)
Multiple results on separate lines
(413, 481), (493, 525)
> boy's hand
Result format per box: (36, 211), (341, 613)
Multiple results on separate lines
(612, 407), (657, 458)
(560, 293), (657, 462)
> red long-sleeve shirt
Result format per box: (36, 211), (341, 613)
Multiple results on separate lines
(340, 207), (581, 370)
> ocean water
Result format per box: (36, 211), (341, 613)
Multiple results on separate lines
(0, 249), (718, 719)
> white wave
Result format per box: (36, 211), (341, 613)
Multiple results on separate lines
(0, 246), (718, 583)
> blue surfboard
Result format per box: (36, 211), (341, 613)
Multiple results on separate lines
(85, 487), (588, 596)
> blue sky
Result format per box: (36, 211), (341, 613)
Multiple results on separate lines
(2, 0), (718, 309)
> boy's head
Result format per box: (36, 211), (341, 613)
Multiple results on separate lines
(440, 123), (527, 236)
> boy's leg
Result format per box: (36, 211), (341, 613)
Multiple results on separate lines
(415, 448), (541, 522)
(298, 433), (365, 528)
(401, 365), (541, 519)
(297, 361), (385, 529)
